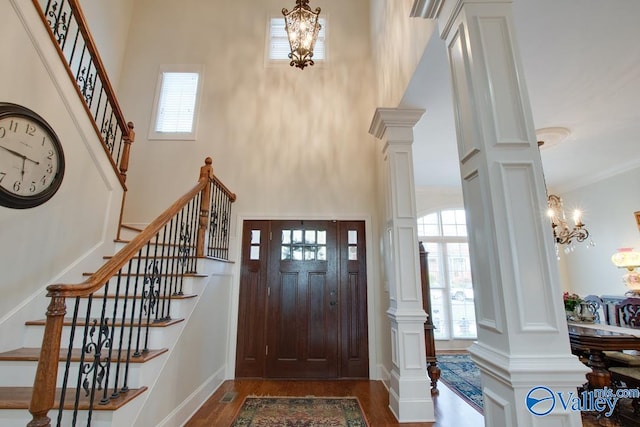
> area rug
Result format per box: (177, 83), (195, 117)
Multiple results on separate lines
(230, 396), (369, 426)
(437, 353), (483, 413)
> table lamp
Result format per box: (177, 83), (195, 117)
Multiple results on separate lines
(611, 248), (640, 295)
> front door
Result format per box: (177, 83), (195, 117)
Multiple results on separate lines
(266, 220), (338, 377)
(235, 220), (368, 379)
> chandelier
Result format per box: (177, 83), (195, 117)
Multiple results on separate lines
(546, 194), (594, 254)
(282, 0), (322, 70)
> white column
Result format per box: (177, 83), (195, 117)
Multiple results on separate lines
(369, 108), (434, 423)
(413, 1), (590, 426)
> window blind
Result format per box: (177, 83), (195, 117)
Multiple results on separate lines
(155, 72), (199, 133)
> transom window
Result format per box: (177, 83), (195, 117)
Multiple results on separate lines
(267, 17), (326, 64)
(418, 209), (477, 340)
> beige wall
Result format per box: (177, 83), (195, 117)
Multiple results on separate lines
(369, 0), (435, 107)
(554, 166), (640, 297)
(79, 0), (134, 90)
(0, 1), (124, 342)
(115, 0), (393, 382)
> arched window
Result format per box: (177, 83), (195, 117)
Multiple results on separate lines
(418, 209), (477, 340)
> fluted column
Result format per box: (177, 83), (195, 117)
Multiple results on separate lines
(413, 1), (589, 425)
(369, 108), (434, 422)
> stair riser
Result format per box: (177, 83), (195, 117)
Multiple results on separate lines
(73, 296), (194, 321)
(24, 324), (177, 349)
(74, 276), (203, 299)
(0, 361), (145, 388)
(114, 240), (197, 257)
(104, 257), (199, 277)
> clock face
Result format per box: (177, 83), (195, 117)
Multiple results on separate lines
(0, 103), (65, 209)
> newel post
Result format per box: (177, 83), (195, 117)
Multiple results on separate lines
(118, 122), (135, 183)
(196, 157), (214, 258)
(28, 295), (67, 427)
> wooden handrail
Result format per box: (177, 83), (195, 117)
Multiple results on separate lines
(46, 179), (207, 298)
(31, 0), (134, 189)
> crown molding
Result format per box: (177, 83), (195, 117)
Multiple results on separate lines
(410, 0), (445, 19)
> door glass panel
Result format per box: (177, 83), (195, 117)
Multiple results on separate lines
(305, 230), (316, 244)
(281, 246), (291, 260)
(348, 246), (357, 260)
(251, 230), (261, 244)
(281, 228), (327, 262)
(304, 247), (316, 260)
(250, 246), (260, 260)
(348, 230), (357, 244)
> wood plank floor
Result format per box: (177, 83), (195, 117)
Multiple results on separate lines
(184, 379), (484, 427)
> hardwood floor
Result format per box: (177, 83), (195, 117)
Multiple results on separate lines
(183, 378), (625, 426)
(184, 379), (484, 427)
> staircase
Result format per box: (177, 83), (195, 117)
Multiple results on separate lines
(0, 222), (233, 426)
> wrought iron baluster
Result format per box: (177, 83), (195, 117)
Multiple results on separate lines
(134, 243), (152, 357)
(176, 208), (189, 296)
(56, 296), (81, 427)
(190, 196), (200, 272)
(166, 216), (179, 317)
(112, 260), (133, 399)
(158, 223), (170, 321)
(102, 270), (124, 403)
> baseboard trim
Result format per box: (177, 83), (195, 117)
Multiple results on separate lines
(156, 365), (226, 427)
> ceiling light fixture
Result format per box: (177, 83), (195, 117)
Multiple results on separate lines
(546, 194), (595, 254)
(282, 0), (322, 70)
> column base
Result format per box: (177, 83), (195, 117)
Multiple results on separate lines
(388, 369), (435, 422)
(469, 342), (591, 426)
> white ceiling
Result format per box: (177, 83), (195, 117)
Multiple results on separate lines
(402, 0), (640, 192)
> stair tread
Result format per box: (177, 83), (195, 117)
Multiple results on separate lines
(0, 347), (168, 363)
(25, 317), (184, 327)
(0, 386), (147, 410)
(120, 224), (144, 233)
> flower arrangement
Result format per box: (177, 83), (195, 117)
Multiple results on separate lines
(563, 292), (582, 312)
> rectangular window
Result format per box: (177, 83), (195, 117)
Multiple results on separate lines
(149, 65), (204, 140)
(267, 17), (326, 64)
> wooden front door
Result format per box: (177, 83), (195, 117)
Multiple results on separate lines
(235, 220), (368, 379)
(266, 220), (337, 377)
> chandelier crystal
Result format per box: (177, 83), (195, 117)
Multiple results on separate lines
(282, 0), (322, 70)
(546, 194), (595, 255)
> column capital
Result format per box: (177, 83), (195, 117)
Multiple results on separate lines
(368, 108), (425, 140)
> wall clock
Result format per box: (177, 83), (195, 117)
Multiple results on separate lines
(0, 103), (65, 209)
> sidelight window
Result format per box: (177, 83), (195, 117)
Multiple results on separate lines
(250, 230), (261, 260)
(418, 209), (477, 340)
(281, 229), (327, 261)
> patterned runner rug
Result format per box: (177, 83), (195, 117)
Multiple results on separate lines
(437, 353), (483, 413)
(230, 396), (369, 426)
